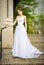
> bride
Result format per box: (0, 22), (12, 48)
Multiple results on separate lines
(6, 8), (43, 58)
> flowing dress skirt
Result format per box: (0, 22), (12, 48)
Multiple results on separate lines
(11, 24), (43, 58)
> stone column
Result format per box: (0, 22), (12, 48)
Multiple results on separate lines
(0, 0), (13, 48)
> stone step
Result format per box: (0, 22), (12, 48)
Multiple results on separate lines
(1, 59), (44, 65)
(1, 55), (44, 63)
(0, 48), (44, 65)
(28, 34), (44, 42)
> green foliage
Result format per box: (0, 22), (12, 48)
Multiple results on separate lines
(38, 13), (44, 26)
(15, 0), (38, 14)
(38, 13), (44, 33)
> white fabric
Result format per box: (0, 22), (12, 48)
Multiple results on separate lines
(11, 16), (43, 58)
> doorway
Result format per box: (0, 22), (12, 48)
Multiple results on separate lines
(13, 0), (19, 33)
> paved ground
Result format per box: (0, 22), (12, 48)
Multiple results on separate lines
(0, 34), (44, 65)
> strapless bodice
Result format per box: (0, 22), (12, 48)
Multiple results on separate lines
(17, 17), (24, 26)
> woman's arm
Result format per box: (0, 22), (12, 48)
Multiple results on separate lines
(24, 16), (27, 31)
(9, 16), (18, 26)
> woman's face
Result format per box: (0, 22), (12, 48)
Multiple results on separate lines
(17, 10), (23, 15)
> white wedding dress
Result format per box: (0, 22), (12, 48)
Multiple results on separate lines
(11, 16), (43, 58)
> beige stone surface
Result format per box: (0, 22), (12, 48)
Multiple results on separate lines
(0, 0), (13, 48)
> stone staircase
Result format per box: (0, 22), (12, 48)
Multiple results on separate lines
(0, 34), (44, 65)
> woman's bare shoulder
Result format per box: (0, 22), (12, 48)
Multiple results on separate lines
(16, 15), (26, 18)
(23, 15), (26, 19)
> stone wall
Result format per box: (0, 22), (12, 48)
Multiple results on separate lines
(0, 0), (13, 48)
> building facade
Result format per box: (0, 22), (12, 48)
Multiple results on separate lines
(0, 0), (13, 48)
